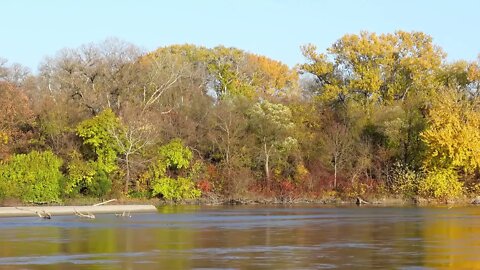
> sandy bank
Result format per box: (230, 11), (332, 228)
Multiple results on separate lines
(0, 205), (157, 217)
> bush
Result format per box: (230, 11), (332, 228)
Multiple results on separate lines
(389, 162), (422, 198)
(151, 177), (200, 201)
(0, 151), (63, 203)
(66, 156), (112, 197)
(419, 168), (463, 200)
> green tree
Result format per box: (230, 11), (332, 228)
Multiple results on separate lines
(73, 109), (123, 195)
(147, 139), (201, 201)
(248, 100), (297, 187)
(76, 108), (122, 173)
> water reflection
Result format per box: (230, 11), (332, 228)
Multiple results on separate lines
(1, 206), (480, 269)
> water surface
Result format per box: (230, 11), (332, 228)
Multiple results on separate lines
(1, 205), (480, 269)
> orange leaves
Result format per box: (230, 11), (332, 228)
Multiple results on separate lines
(0, 82), (35, 159)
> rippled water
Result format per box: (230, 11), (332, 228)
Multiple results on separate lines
(1, 205), (480, 269)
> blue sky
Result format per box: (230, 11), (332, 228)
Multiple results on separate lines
(2, 0), (479, 72)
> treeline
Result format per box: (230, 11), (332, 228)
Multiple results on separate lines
(1, 31), (480, 204)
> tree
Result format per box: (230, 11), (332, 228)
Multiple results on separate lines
(323, 119), (353, 188)
(0, 58), (30, 85)
(300, 31), (445, 106)
(38, 38), (141, 115)
(248, 100), (297, 187)
(421, 89), (480, 172)
(147, 44), (298, 100)
(0, 82), (35, 160)
(73, 109), (123, 195)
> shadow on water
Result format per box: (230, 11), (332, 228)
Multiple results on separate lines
(1, 205), (480, 269)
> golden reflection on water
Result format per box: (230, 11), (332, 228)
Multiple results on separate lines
(423, 209), (480, 269)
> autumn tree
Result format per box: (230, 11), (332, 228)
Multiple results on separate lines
(419, 88), (480, 199)
(0, 82), (35, 159)
(300, 31), (445, 106)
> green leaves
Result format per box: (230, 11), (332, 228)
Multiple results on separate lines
(147, 139), (201, 201)
(158, 138), (193, 170)
(0, 151), (63, 203)
(151, 177), (201, 201)
(76, 108), (123, 173)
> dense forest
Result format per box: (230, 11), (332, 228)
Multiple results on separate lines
(1, 31), (480, 204)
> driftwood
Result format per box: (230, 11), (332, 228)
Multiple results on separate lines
(15, 207), (52, 219)
(115, 211), (132, 218)
(74, 208), (95, 219)
(37, 210), (52, 219)
(472, 196), (480, 205)
(356, 197), (369, 205)
(93, 199), (117, 206)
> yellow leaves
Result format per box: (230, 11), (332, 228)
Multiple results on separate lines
(467, 62), (480, 82)
(300, 31), (445, 106)
(246, 54), (298, 97)
(0, 131), (8, 145)
(421, 89), (480, 172)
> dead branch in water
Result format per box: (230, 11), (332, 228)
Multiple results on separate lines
(74, 208), (95, 219)
(115, 211), (131, 218)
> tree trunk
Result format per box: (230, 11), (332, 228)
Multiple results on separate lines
(334, 155), (337, 189)
(124, 154), (130, 194)
(264, 141), (270, 190)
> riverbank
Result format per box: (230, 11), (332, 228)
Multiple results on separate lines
(1, 193), (479, 217)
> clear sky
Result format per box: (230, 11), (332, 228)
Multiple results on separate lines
(2, 0), (479, 72)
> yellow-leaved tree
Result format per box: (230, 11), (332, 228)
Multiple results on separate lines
(420, 89), (480, 199)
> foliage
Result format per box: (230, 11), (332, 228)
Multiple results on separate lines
(419, 168), (463, 200)
(0, 82), (35, 160)
(151, 177), (201, 200)
(388, 162), (422, 198)
(76, 108), (123, 173)
(158, 138), (193, 170)
(147, 139), (201, 200)
(0, 151), (63, 203)
(3, 31), (480, 202)
(65, 152), (112, 197)
(248, 100), (297, 184)
(421, 89), (480, 173)
(300, 31), (444, 105)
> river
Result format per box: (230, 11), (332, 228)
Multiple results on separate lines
(0, 205), (480, 269)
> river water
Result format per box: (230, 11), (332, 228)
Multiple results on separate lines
(1, 205), (480, 269)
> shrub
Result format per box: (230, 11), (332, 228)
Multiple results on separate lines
(152, 177), (200, 201)
(419, 168), (463, 200)
(389, 162), (422, 198)
(66, 156), (112, 197)
(0, 151), (63, 203)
